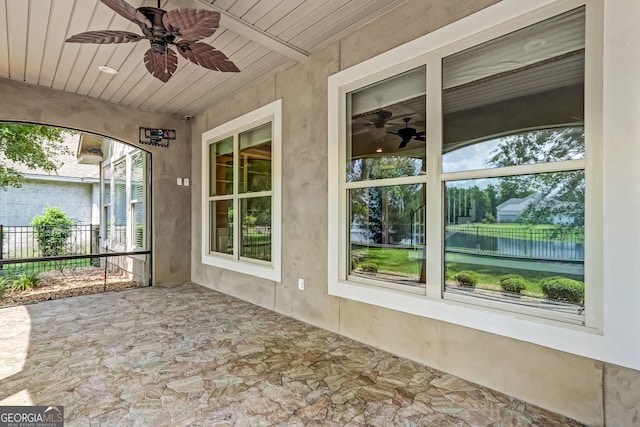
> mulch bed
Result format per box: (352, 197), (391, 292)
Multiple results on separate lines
(0, 266), (143, 308)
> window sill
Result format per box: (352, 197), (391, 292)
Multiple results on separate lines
(202, 253), (280, 282)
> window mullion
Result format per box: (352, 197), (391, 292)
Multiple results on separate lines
(233, 134), (240, 260)
(425, 56), (443, 299)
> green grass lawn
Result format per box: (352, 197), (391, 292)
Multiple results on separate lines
(352, 246), (422, 276)
(444, 261), (584, 295)
(352, 245), (583, 296)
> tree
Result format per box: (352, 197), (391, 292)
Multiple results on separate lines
(349, 156), (423, 244)
(487, 127), (585, 226)
(0, 123), (69, 188)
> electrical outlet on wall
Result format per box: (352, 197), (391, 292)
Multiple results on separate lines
(176, 177), (183, 186)
(297, 278), (305, 290)
(184, 178), (190, 186)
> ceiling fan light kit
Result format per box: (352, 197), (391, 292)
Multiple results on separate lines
(66, 0), (239, 82)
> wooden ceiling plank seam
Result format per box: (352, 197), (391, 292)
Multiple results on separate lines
(275, 0), (345, 42)
(210, 0), (238, 12)
(100, 41), (155, 101)
(89, 1), (159, 99)
(124, 30), (243, 109)
(108, 61), (157, 104)
(64, 0), (112, 92)
(51, 0), (100, 90)
(0, 1), (11, 77)
(267, 0), (325, 38)
(229, 0), (260, 19)
(66, 0), (118, 93)
(77, 43), (118, 96)
(138, 33), (250, 112)
(37, 0), (77, 88)
(149, 40), (261, 113)
(150, 39), (261, 113)
(156, 43), (270, 114)
(305, 1), (407, 52)
(24, 0), (52, 85)
(255, 0), (307, 32)
(195, 0), (308, 62)
(241, 0), (286, 25)
(69, 0), (115, 94)
(177, 54), (292, 117)
(169, 49), (285, 116)
(294, 0), (404, 52)
(6, 0), (29, 81)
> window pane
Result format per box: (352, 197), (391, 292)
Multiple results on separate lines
(347, 66), (426, 182)
(130, 152), (145, 248)
(349, 184), (425, 287)
(210, 200), (233, 255)
(444, 172), (585, 317)
(210, 137), (234, 196)
(102, 167), (111, 239)
(240, 197), (271, 261)
(113, 161), (127, 245)
(132, 202), (144, 248)
(240, 123), (272, 193)
(442, 8), (585, 172)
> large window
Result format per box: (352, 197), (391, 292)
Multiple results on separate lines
(329, 0), (601, 328)
(202, 100), (282, 282)
(102, 146), (148, 251)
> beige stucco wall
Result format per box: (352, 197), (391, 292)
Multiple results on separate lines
(0, 77), (191, 285)
(190, 0), (640, 426)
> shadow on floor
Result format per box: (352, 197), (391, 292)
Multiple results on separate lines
(0, 283), (585, 426)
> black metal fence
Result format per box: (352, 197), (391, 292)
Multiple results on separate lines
(240, 225), (271, 261)
(0, 224), (100, 272)
(445, 225), (584, 261)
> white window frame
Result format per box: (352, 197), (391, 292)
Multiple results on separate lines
(102, 147), (148, 252)
(328, 0), (606, 361)
(201, 99), (282, 282)
(129, 151), (146, 250)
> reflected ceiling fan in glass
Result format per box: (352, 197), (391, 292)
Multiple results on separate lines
(388, 117), (425, 148)
(65, 0), (239, 82)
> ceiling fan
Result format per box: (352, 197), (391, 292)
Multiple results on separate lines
(66, 0), (239, 82)
(388, 117), (425, 148)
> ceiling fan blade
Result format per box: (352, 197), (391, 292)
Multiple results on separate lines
(144, 48), (178, 82)
(66, 30), (143, 44)
(176, 41), (239, 72)
(415, 135), (426, 141)
(398, 136), (412, 149)
(100, 0), (152, 27)
(163, 9), (221, 41)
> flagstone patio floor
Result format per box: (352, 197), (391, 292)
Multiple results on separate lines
(0, 283), (585, 426)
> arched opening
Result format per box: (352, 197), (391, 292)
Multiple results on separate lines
(0, 122), (152, 305)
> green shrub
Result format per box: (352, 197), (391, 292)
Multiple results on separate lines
(0, 276), (9, 298)
(31, 206), (73, 256)
(359, 262), (379, 273)
(499, 274), (527, 293)
(541, 276), (584, 303)
(454, 270), (479, 287)
(10, 271), (39, 291)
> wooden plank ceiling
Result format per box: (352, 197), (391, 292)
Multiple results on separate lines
(0, 0), (408, 118)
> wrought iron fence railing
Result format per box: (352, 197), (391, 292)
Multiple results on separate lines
(445, 224), (584, 262)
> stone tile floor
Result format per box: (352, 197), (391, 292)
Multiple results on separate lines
(0, 283), (585, 426)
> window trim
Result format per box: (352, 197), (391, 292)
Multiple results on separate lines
(201, 99), (282, 282)
(328, 0), (604, 359)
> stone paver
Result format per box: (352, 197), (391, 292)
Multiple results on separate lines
(0, 283), (585, 426)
